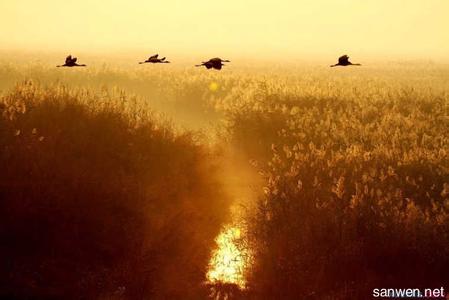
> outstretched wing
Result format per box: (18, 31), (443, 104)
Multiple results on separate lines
(214, 64), (222, 70)
(72, 57), (77, 63)
(338, 55), (349, 64)
(65, 55), (72, 64)
(149, 54), (158, 60)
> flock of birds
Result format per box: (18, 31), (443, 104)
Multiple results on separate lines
(57, 54), (361, 70)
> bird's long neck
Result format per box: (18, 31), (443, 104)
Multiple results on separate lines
(351, 63), (361, 66)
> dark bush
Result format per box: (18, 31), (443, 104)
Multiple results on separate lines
(0, 82), (229, 299)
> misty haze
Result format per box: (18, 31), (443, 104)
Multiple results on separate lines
(0, 1), (448, 299)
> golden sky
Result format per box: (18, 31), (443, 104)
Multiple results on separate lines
(0, 0), (448, 60)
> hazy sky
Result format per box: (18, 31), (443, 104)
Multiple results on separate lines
(0, 0), (448, 60)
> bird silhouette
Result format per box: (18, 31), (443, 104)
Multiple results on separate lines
(196, 57), (230, 70)
(139, 54), (170, 64)
(57, 55), (86, 67)
(330, 55), (361, 67)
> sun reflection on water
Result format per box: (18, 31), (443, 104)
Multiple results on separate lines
(206, 226), (249, 289)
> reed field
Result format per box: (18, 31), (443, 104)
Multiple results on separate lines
(1, 61), (448, 299)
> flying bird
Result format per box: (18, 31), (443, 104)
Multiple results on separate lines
(330, 55), (361, 67)
(139, 54), (170, 64)
(57, 55), (86, 67)
(196, 58), (230, 70)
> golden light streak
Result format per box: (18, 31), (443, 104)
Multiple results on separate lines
(206, 226), (249, 289)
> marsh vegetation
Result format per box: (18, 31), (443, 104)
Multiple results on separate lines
(1, 61), (448, 299)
